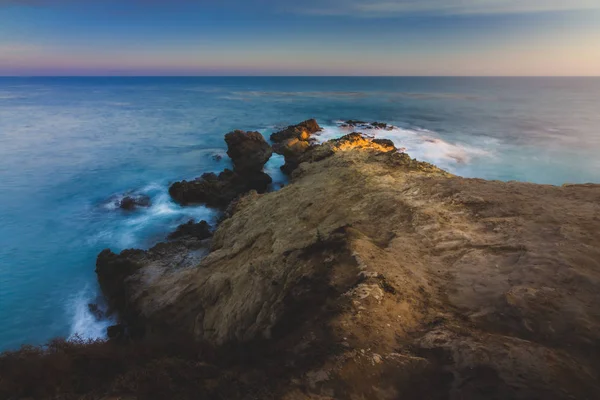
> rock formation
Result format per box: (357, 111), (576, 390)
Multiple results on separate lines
(224, 129), (273, 172)
(118, 194), (151, 210)
(340, 120), (395, 130)
(169, 130), (272, 207)
(167, 219), (212, 241)
(94, 128), (600, 399)
(270, 119), (322, 174)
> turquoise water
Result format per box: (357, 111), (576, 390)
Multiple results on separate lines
(1, 77), (599, 350)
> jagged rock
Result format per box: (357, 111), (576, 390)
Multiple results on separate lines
(168, 220), (212, 241)
(169, 169), (271, 208)
(118, 195), (151, 210)
(270, 119), (321, 143)
(87, 303), (105, 321)
(224, 130), (272, 173)
(270, 119), (322, 174)
(170, 131), (272, 208)
(340, 120), (394, 130)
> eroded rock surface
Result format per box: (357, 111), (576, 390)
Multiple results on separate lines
(224, 129), (273, 173)
(167, 220), (212, 241)
(97, 132), (600, 399)
(169, 130), (272, 207)
(270, 119), (322, 174)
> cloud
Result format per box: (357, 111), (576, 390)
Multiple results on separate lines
(290, 0), (600, 17)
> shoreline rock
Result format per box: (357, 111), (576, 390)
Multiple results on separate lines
(169, 130), (273, 208)
(118, 194), (151, 210)
(270, 119), (322, 174)
(95, 127), (600, 399)
(5, 122), (600, 400)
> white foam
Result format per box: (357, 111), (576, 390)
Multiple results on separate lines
(317, 123), (492, 173)
(67, 286), (113, 341)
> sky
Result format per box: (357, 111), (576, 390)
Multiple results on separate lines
(0, 0), (599, 76)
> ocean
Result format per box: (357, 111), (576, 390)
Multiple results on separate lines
(1, 76), (599, 350)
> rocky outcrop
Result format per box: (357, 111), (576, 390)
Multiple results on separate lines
(270, 119), (322, 174)
(340, 120), (395, 130)
(94, 131), (600, 399)
(169, 130), (272, 207)
(224, 130), (273, 173)
(167, 220), (212, 241)
(118, 194), (151, 210)
(169, 169), (271, 207)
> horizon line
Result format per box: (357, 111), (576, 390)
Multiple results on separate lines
(1, 75), (599, 78)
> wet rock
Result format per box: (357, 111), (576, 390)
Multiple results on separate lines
(119, 195), (151, 210)
(224, 130), (272, 173)
(170, 130), (273, 208)
(212, 154), (223, 161)
(168, 220), (212, 241)
(107, 324), (125, 340)
(340, 120), (394, 130)
(96, 237), (210, 328)
(169, 169), (271, 208)
(87, 303), (105, 321)
(270, 119), (322, 174)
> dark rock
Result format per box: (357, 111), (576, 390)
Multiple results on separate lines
(87, 303), (105, 321)
(224, 130), (273, 174)
(212, 154), (223, 161)
(270, 119), (321, 143)
(96, 238), (210, 334)
(107, 324), (125, 340)
(340, 120), (394, 130)
(96, 248), (146, 314)
(169, 130), (273, 208)
(168, 220), (212, 241)
(119, 195), (151, 211)
(372, 138), (397, 150)
(270, 119), (322, 175)
(169, 169), (272, 208)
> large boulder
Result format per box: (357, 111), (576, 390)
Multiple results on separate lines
(169, 169), (271, 208)
(224, 130), (272, 174)
(270, 119), (322, 174)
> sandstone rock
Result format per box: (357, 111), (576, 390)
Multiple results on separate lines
(103, 133), (600, 399)
(224, 130), (272, 173)
(270, 119), (322, 174)
(270, 119), (321, 143)
(119, 195), (151, 210)
(168, 220), (212, 241)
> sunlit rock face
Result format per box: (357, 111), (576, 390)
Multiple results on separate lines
(271, 119), (322, 174)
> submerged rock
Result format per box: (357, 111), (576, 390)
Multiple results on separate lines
(168, 220), (212, 241)
(340, 120), (394, 130)
(118, 195), (151, 210)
